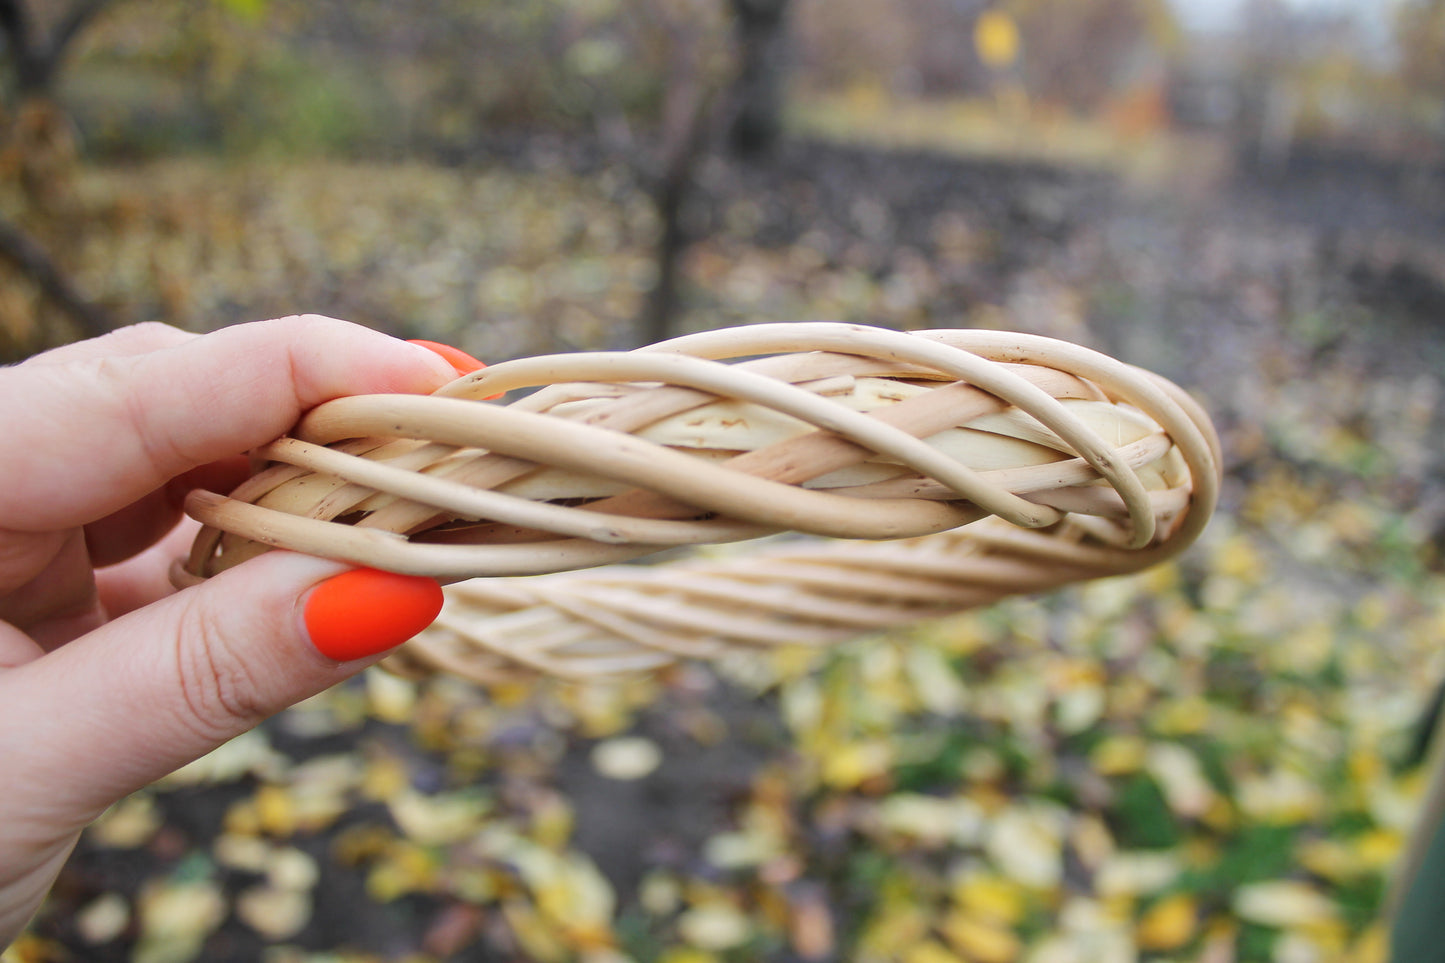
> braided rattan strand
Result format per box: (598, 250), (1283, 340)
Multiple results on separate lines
(179, 322), (1220, 683)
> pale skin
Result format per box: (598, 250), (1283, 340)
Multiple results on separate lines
(0, 316), (459, 945)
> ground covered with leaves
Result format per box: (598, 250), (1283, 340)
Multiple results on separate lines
(6, 137), (1445, 962)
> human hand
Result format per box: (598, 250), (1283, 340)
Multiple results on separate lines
(0, 317), (471, 944)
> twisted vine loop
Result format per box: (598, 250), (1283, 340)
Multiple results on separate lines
(179, 323), (1220, 682)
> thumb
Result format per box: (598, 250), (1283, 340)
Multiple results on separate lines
(1, 553), (443, 828)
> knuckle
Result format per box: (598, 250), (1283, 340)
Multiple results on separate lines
(123, 320), (184, 341)
(167, 597), (269, 742)
(103, 358), (196, 475)
(270, 313), (346, 334)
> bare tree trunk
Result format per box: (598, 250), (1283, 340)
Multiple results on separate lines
(0, 0), (113, 96)
(727, 0), (790, 157)
(636, 0), (792, 346)
(0, 0), (117, 343)
(638, 65), (713, 348)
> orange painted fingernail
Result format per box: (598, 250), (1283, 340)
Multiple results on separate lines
(408, 339), (486, 375)
(407, 339), (503, 399)
(304, 568), (444, 662)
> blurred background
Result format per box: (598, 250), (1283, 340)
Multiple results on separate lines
(4, 0), (1445, 961)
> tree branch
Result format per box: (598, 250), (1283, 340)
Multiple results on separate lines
(0, 0), (32, 55)
(0, 215), (111, 339)
(0, 0), (41, 92)
(0, 0), (113, 95)
(50, 0), (110, 67)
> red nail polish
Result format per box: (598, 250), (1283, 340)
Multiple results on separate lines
(408, 339), (486, 375)
(304, 569), (444, 662)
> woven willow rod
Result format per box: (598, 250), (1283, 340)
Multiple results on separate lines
(178, 322), (1221, 682)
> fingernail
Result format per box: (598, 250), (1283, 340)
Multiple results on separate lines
(408, 339), (486, 375)
(304, 568), (444, 662)
(407, 339), (503, 399)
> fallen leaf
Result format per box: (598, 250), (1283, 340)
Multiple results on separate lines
(1135, 892), (1196, 951)
(591, 736), (663, 781)
(236, 884), (311, 940)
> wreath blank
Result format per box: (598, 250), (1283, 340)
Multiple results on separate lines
(178, 323), (1221, 683)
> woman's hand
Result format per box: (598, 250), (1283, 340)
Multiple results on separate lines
(0, 316), (464, 944)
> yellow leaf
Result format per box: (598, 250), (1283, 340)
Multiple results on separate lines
(878, 794), (985, 848)
(360, 754), (410, 801)
(1136, 893), (1196, 951)
(821, 740), (892, 790)
(1297, 839), (1356, 881)
(951, 873), (1026, 925)
(214, 834), (272, 873)
(678, 902), (752, 951)
(591, 736), (663, 781)
(1090, 735), (1147, 776)
(657, 951), (719, 963)
(640, 872), (682, 916)
(1070, 815), (1116, 873)
(1202, 794), (1236, 832)
(1, 935), (66, 963)
(1150, 697), (1212, 736)
(267, 847), (320, 891)
(1214, 534), (1265, 582)
(904, 646), (968, 715)
(90, 794), (162, 849)
(162, 728), (286, 787)
(135, 879), (226, 963)
(974, 11), (1020, 68)
(1350, 921), (1389, 963)
(76, 893), (130, 945)
(940, 914), (1021, 963)
(1272, 621), (1334, 674)
(531, 793), (575, 851)
(366, 841), (439, 902)
(254, 784), (298, 836)
(236, 884), (311, 940)
(533, 854), (617, 937)
(1145, 743), (1216, 817)
(705, 829), (784, 869)
(1233, 880), (1338, 928)
(986, 802), (1065, 889)
(859, 902), (930, 956)
(1349, 748), (1385, 787)
(365, 667), (418, 722)
(903, 940), (966, 963)
(388, 789), (491, 845)
(504, 900), (571, 963)
(285, 754), (363, 832)
(1354, 828), (1402, 870)
(222, 798), (260, 837)
(331, 824), (394, 866)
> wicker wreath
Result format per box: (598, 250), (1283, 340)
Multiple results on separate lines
(176, 322), (1220, 683)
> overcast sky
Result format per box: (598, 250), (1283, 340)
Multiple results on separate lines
(1171, 0), (1393, 33)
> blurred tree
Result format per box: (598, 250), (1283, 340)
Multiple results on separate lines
(727, 0), (790, 156)
(638, 2), (723, 347)
(0, 0), (117, 346)
(1232, 0), (1299, 167)
(794, 0), (991, 98)
(0, 0), (110, 98)
(1396, 0), (1445, 106)
(638, 0), (795, 344)
(1000, 0), (1178, 114)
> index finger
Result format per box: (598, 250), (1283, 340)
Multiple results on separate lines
(0, 315), (458, 530)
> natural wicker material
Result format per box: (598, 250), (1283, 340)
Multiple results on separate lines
(179, 323), (1220, 682)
